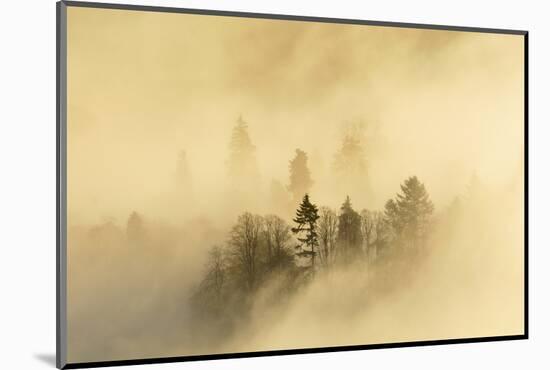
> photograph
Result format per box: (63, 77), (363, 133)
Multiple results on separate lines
(63, 3), (525, 365)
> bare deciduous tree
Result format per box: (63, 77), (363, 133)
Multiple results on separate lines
(360, 210), (384, 261)
(318, 207), (338, 268)
(199, 246), (226, 306)
(228, 212), (264, 291)
(263, 215), (293, 271)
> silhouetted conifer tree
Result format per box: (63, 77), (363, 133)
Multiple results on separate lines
(227, 116), (259, 188)
(384, 176), (434, 248)
(126, 211), (145, 244)
(337, 196), (362, 262)
(288, 149), (313, 204)
(292, 194), (320, 270)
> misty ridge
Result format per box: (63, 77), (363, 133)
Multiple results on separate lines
(67, 114), (523, 363)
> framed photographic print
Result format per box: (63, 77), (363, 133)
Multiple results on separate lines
(57, 1), (528, 368)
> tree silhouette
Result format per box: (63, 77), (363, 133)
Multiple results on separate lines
(318, 207), (338, 268)
(227, 116), (259, 188)
(360, 209), (385, 261)
(337, 196), (362, 262)
(194, 246), (227, 315)
(227, 212), (264, 291)
(288, 149), (313, 204)
(292, 194), (320, 271)
(263, 215), (293, 271)
(385, 176), (434, 249)
(126, 211), (145, 244)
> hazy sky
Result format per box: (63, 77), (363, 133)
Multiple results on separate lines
(67, 6), (524, 224)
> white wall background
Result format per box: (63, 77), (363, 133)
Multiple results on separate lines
(0, 0), (546, 369)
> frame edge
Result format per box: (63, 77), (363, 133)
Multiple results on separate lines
(57, 1), (68, 369)
(62, 0), (527, 35)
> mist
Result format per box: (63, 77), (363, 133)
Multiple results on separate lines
(66, 6), (524, 363)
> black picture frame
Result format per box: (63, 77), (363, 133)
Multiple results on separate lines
(56, 1), (529, 368)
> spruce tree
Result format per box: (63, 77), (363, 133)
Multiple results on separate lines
(337, 196), (362, 262)
(288, 149), (313, 204)
(227, 116), (259, 187)
(126, 211), (145, 244)
(385, 176), (434, 248)
(291, 194), (320, 270)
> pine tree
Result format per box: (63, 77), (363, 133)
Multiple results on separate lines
(227, 116), (259, 187)
(385, 176), (434, 248)
(337, 196), (362, 262)
(288, 149), (313, 204)
(126, 211), (145, 244)
(291, 194), (320, 270)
